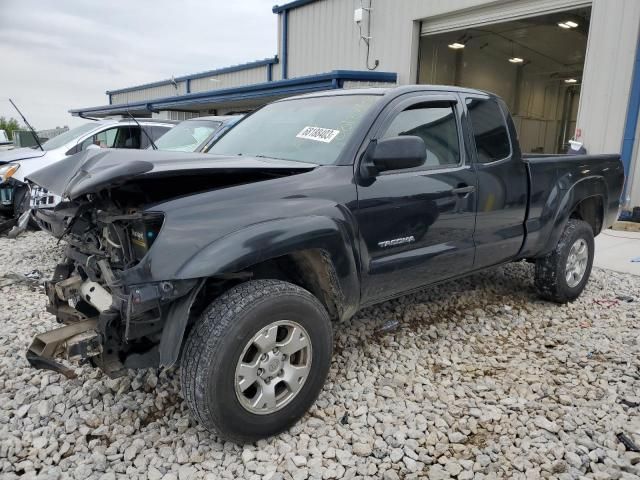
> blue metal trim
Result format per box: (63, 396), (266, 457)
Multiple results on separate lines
(621, 31), (640, 197)
(282, 10), (289, 80)
(106, 56), (279, 95)
(272, 0), (319, 13)
(108, 94), (112, 105)
(71, 70), (398, 116)
(155, 82), (335, 110)
(267, 63), (273, 82)
(186, 79), (191, 94)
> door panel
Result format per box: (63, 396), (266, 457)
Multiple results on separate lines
(463, 95), (528, 269)
(353, 94), (478, 304)
(357, 168), (477, 302)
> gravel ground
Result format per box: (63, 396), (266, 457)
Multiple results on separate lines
(1, 231), (640, 480)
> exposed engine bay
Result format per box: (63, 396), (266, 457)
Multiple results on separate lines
(24, 149), (317, 378)
(31, 198), (201, 378)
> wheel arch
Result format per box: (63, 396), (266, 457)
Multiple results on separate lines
(539, 176), (608, 257)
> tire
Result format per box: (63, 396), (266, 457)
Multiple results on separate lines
(180, 279), (333, 443)
(534, 219), (594, 303)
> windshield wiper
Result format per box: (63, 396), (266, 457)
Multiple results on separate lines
(125, 107), (157, 150)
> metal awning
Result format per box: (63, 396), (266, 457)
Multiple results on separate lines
(70, 70), (397, 118)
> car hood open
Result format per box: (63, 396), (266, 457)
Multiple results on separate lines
(0, 147), (47, 164)
(26, 149), (318, 200)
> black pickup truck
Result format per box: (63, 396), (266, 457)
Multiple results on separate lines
(26, 86), (624, 442)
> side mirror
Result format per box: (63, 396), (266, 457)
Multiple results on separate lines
(360, 136), (426, 178)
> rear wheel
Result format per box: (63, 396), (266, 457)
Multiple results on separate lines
(180, 279), (332, 442)
(534, 219), (594, 303)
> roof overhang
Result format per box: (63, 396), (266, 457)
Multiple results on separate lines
(272, 0), (320, 14)
(105, 56), (279, 96)
(70, 70), (397, 117)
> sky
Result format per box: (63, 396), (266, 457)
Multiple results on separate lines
(0, 0), (278, 129)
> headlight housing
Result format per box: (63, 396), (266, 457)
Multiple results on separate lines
(0, 164), (20, 183)
(129, 213), (165, 261)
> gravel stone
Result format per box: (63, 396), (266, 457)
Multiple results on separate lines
(2, 232), (640, 479)
(352, 442), (372, 457)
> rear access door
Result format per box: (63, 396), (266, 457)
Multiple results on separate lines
(354, 93), (478, 304)
(462, 94), (528, 268)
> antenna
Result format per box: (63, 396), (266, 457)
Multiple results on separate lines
(8, 98), (44, 151)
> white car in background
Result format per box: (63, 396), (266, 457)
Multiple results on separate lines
(0, 118), (176, 224)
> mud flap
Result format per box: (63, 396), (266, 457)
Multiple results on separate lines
(158, 280), (204, 367)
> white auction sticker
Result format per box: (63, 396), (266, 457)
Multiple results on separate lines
(296, 126), (340, 143)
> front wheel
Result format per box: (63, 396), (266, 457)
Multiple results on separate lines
(534, 219), (594, 303)
(180, 279), (333, 443)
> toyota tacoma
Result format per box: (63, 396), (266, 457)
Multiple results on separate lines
(25, 86), (624, 442)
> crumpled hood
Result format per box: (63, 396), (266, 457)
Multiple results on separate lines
(26, 148), (317, 200)
(0, 147), (46, 164)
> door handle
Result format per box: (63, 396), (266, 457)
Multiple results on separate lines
(451, 185), (475, 196)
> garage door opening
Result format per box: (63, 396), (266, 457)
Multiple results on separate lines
(418, 7), (591, 154)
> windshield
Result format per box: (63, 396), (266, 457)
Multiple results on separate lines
(208, 95), (380, 164)
(41, 123), (99, 151)
(154, 120), (221, 152)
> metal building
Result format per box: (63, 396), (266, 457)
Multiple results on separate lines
(72, 0), (640, 213)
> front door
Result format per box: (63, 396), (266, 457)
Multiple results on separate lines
(354, 94), (477, 304)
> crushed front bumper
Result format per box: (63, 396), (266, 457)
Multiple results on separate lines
(26, 319), (100, 379)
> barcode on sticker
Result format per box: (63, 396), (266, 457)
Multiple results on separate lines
(296, 126), (340, 143)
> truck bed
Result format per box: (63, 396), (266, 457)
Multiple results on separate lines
(520, 153), (624, 257)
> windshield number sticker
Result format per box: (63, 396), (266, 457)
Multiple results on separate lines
(296, 126), (340, 143)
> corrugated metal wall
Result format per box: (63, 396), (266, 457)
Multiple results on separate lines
(110, 66), (271, 104)
(576, 0), (640, 154)
(189, 66), (269, 93)
(285, 0), (491, 82)
(111, 82), (188, 104)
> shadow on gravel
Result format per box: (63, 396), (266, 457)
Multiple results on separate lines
(98, 261), (540, 436)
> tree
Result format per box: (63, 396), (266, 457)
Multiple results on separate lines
(0, 117), (22, 140)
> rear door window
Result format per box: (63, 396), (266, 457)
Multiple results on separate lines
(113, 126), (141, 149)
(465, 98), (511, 163)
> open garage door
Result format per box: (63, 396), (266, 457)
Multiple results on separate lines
(419, 2), (591, 153)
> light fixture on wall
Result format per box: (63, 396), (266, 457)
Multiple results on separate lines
(448, 42), (465, 49)
(565, 78), (578, 83)
(558, 20), (578, 29)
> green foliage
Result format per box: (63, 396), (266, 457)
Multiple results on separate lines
(0, 117), (22, 140)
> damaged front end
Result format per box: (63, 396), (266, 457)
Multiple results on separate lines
(25, 149), (317, 378)
(29, 203), (202, 378)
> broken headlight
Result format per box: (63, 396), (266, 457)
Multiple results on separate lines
(129, 213), (164, 261)
(0, 163), (19, 183)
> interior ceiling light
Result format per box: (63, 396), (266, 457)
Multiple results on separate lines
(558, 20), (578, 29)
(565, 78), (578, 83)
(509, 57), (524, 63)
(448, 42), (466, 49)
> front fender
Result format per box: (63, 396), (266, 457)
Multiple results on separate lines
(175, 215), (361, 317)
